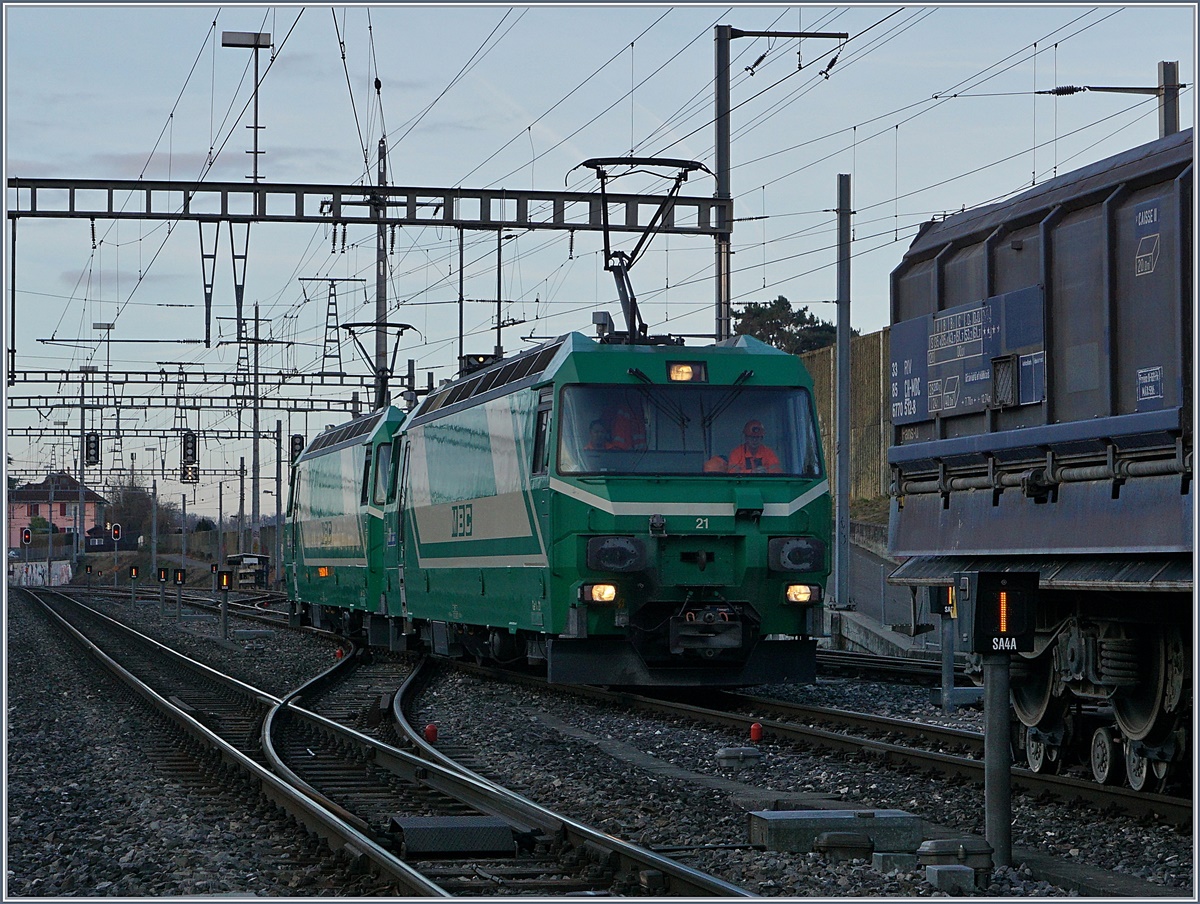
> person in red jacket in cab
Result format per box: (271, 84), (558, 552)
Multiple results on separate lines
(727, 419), (782, 473)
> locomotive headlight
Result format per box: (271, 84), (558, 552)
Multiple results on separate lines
(785, 583), (822, 604)
(667, 361), (707, 382)
(583, 583), (618, 604)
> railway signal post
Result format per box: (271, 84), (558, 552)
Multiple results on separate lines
(953, 570), (1037, 870)
(217, 570), (233, 640)
(157, 566), (169, 616)
(174, 569), (186, 618)
(110, 523), (121, 588)
(129, 565), (139, 605)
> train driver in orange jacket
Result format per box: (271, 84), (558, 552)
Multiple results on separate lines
(727, 419), (782, 473)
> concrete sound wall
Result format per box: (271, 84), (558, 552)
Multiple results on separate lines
(800, 327), (891, 502)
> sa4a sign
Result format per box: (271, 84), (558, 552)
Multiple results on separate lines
(992, 636), (1022, 651)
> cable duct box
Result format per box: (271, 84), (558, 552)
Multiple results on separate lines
(389, 815), (516, 857)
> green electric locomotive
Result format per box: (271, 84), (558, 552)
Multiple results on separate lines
(286, 331), (831, 687)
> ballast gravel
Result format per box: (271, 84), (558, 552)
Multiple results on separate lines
(7, 590), (1193, 897)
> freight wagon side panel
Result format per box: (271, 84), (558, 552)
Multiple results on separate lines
(888, 129), (1193, 557)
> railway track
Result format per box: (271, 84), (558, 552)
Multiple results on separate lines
(19, 587), (754, 897)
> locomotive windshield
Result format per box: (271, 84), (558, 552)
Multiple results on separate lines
(557, 384), (823, 477)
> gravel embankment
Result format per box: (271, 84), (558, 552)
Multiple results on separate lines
(410, 669), (1193, 897)
(8, 590), (1193, 897)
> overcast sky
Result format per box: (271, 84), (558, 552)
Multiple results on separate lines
(4, 3), (1196, 517)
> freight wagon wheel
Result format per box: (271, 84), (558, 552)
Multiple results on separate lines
(1089, 727), (1120, 785)
(1011, 655), (1056, 727)
(1112, 630), (1171, 743)
(1024, 732), (1061, 774)
(1124, 742), (1153, 792)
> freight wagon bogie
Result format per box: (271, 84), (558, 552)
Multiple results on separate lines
(888, 129), (1193, 791)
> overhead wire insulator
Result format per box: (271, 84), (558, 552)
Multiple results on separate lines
(1037, 85), (1086, 95)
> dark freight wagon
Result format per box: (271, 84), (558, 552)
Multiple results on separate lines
(886, 129), (1192, 791)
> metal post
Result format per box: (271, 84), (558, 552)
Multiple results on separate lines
(238, 456), (246, 554)
(252, 302), (261, 553)
(458, 227), (465, 372)
(941, 612), (957, 714)
(375, 137), (389, 410)
(834, 174), (852, 610)
(983, 654), (1013, 867)
(130, 574), (137, 605)
(713, 25), (732, 341)
(495, 230), (504, 357)
(77, 376), (86, 562)
(1159, 61), (1180, 137)
(221, 586), (229, 640)
(151, 479), (157, 577)
(182, 493), (187, 562)
(275, 420), (283, 590)
(218, 481), (224, 565)
(47, 475), (54, 583)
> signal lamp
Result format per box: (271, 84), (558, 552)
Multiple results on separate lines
(129, 566), (139, 580)
(111, 523), (122, 541)
(583, 583), (617, 604)
(785, 583), (821, 604)
(157, 567), (169, 583)
(21, 527), (31, 545)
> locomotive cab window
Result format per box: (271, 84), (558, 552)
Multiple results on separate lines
(531, 387), (553, 477)
(557, 384), (823, 477)
(372, 441), (392, 505)
(386, 437), (402, 504)
(360, 447), (373, 506)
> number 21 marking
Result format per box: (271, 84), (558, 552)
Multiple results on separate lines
(695, 517), (709, 530)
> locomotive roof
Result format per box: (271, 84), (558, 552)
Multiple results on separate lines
(899, 127), (1193, 263)
(297, 406), (403, 462)
(409, 331), (800, 427)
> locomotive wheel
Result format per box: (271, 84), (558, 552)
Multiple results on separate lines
(1011, 655), (1055, 726)
(1090, 727), (1120, 785)
(1112, 630), (1171, 743)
